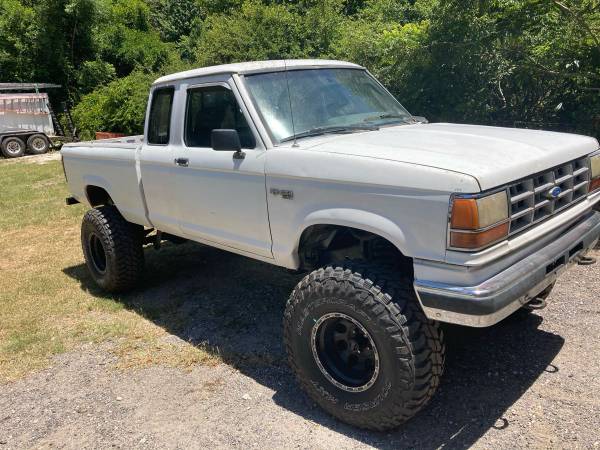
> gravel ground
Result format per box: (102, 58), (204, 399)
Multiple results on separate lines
(0, 243), (598, 449)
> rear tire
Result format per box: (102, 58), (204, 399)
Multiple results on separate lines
(283, 261), (445, 430)
(81, 205), (144, 292)
(26, 134), (50, 155)
(1, 136), (26, 158)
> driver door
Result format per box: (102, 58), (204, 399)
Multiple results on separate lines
(172, 81), (273, 259)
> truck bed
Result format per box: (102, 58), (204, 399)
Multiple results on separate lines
(65, 135), (143, 149)
(61, 135), (150, 227)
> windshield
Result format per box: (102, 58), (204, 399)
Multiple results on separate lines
(243, 68), (412, 143)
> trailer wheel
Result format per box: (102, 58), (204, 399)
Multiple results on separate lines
(26, 134), (50, 155)
(1, 136), (26, 158)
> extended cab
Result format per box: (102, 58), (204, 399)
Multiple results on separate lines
(61, 60), (600, 430)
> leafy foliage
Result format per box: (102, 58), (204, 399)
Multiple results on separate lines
(1, 0), (599, 138)
(76, 60), (116, 94)
(71, 70), (155, 139)
(92, 0), (172, 77)
(194, 1), (304, 66)
(148, 0), (203, 42)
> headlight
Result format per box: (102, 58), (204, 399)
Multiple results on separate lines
(590, 153), (600, 192)
(449, 190), (509, 250)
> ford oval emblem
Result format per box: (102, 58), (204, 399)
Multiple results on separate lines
(547, 186), (562, 199)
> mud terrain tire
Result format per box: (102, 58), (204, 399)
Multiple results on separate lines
(283, 261), (445, 430)
(81, 205), (144, 292)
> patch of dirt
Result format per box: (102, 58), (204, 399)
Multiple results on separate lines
(0, 151), (61, 165)
(0, 245), (598, 449)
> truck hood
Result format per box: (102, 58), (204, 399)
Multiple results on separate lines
(301, 123), (599, 191)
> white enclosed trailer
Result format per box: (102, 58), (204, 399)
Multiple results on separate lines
(0, 83), (63, 158)
(0, 92), (55, 134)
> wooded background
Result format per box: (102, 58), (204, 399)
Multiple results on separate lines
(1, 0), (598, 140)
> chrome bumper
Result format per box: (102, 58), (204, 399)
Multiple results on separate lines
(414, 211), (600, 327)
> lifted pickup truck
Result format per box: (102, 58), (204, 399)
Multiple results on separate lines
(61, 60), (600, 430)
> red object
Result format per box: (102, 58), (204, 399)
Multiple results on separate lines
(95, 131), (125, 140)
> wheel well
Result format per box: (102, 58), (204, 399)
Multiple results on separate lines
(86, 186), (113, 207)
(297, 225), (413, 277)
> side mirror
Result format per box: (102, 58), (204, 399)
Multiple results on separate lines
(211, 129), (245, 159)
(211, 129), (242, 151)
(411, 116), (429, 124)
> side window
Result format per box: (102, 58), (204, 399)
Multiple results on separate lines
(147, 87), (174, 145)
(185, 85), (256, 149)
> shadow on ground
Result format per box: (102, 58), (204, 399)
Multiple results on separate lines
(64, 242), (564, 449)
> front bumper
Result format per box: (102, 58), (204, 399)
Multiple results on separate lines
(414, 211), (600, 327)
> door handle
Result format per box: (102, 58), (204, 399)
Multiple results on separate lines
(174, 158), (189, 167)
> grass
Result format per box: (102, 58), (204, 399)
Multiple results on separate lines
(0, 155), (215, 383)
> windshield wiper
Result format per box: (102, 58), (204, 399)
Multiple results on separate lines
(280, 125), (379, 143)
(362, 113), (412, 123)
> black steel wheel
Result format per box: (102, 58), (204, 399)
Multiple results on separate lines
(311, 312), (379, 392)
(88, 232), (107, 274)
(284, 260), (445, 430)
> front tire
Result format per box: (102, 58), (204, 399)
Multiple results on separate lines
(81, 206), (144, 292)
(283, 261), (444, 430)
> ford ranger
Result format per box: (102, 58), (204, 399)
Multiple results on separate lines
(61, 60), (600, 430)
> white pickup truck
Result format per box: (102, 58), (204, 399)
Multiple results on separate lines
(61, 59), (600, 430)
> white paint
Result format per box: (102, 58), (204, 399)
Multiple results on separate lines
(62, 61), (600, 279)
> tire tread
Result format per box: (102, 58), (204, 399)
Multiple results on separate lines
(81, 205), (144, 292)
(283, 260), (445, 431)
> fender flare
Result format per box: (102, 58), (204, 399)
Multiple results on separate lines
(286, 208), (410, 267)
(82, 175), (113, 206)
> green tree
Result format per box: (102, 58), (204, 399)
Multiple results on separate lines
(93, 0), (173, 76)
(0, 0), (97, 91)
(148, 0), (203, 42)
(0, 0), (37, 82)
(2, 0), (599, 139)
(77, 60), (116, 94)
(72, 70), (155, 139)
(423, 0), (600, 132)
(193, 1), (305, 65)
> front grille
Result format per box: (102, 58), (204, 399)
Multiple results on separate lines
(508, 156), (590, 235)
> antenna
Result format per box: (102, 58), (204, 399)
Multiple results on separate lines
(283, 59), (298, 147)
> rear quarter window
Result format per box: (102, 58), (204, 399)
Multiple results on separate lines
(147, 87), (174, 145)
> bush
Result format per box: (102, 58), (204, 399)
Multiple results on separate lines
(194, 1), (305, 66)
(72, 71), (155, 139)
(7, 0), (596, 139)
(77, 60), (116, 95)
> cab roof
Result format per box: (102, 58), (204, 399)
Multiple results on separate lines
(152, 59), (363, 85)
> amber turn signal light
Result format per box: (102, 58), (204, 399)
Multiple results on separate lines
(450, 198), (480, 229)
(450, 222), (510, 250)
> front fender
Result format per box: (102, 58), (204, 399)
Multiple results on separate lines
(274, 208), (409, 269)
